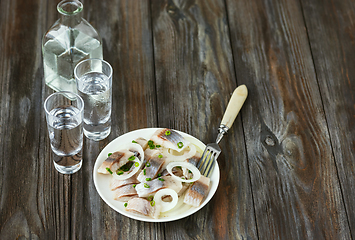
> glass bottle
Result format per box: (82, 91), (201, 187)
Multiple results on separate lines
(42, 0), (103, 93)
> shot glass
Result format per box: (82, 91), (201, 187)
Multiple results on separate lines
(44, 91), (84, 174)
(74, 58), (112, 141)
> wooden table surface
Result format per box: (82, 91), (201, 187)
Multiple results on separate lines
(1, 0), (354, 239)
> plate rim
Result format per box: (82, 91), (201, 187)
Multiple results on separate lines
(93, 127), (220, 222)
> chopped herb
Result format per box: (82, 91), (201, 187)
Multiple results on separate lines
(134, 162), (139, 167)
(132, 140), (138, 143)
(147, 140), (156, 149)
(124, 202), (128, 207)
(117, 170), (124, 175)
(158, 177), (165, 181)
(158, 173), (162, 177)
(143, 169), (146, 175)
(128, 155), (135, 161)
(144, 183), (150, 188)
(108, 153), (112, 157)
(177, 142), (183, 149)
(188, 170), (192, 173)
(156, 145), (161, 148)
(146, 178), (152, 181)
(120, 161), (134, 172)
(106, 167), (113, 174)
(133, 184), (136, 188)
(158, 154), (163, 158)
(150, 200), (155, 207)
(146, 162), (151, 167)
(165, 130), (171, 136)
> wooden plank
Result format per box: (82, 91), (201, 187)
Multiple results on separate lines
(300, 0), (355, 236)
(225, 0), (351, 239)
(0, 0), (64, 238)
(151, 0), (257, 239)
(72, 0), (158, 239)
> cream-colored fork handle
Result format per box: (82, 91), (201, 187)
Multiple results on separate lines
(220, 84), (248, 129)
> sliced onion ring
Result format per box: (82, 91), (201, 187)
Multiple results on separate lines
(127, 142), (145, 162)
(112, 160), (141, 180)
(154, 188), (179, 212)
(163, 144), (196, 162)
(166, 162), (201, 183)
(112, 143), (144, 180)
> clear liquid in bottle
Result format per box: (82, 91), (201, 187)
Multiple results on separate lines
(42, 0), (103, 93)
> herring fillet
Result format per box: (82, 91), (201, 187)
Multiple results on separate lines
(183, 175), (210, 207)
(125, 197), (161, 219)
(137, 156), (165, 182)
(150, 128), (190, 152)
(112, 184), (138, 201)
(97, 151), (125, 174)
(110, 172), (140, 190)
(135, 176), (182, 197)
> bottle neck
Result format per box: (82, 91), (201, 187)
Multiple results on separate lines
(57, 0), (83, 27)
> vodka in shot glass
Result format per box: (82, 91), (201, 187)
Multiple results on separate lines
(44, 91), (84, 174)
(74, 58), (112, 141)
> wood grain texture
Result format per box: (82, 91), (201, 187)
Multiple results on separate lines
(151, 0), (256, 239)
(1, 0), (354, 239)
(226, 0), (351, 239)
(73, 0), (159, 239)
(0, 0), (56, 238)
(301, 0), (355, 236)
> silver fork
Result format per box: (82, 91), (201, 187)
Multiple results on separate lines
(197, 85), (248, 177)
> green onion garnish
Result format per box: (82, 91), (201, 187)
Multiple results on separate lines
(133, 184), (136, 188)
(117, 170), (124, 175)
(108, 153), (112, 157)
(150, 200), (155, 206)
(143, 169), (146, 175)
(147, 140), (156, 149)
(177, 142), (183, 149)
(106, 168), (113, 174)
(124, 203), (128, 207)
(146, 178), (152, 181)
(128, 155), (135, 161)
(119, 161), (134, 172)
(158, 154), (163, 158)
(156, 145), (161, 148)
(158, 173), (162, 177)
(132, 140), (137, 143)
(134, 162), (139, 167)
(144, 183), (150, 188)
(146, 162), (151, 167)
(158, 177), (164, 181)
(165, 130), (171, 136)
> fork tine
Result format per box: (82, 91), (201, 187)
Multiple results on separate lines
(202, 154), (214, 176)
(198, 143), (221, 176)
(205, 155), (216, 178)
(205, 150), (221, 177)
(197, 148), (212, 174)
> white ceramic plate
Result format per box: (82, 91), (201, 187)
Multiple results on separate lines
(93, 128), (220, 222)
